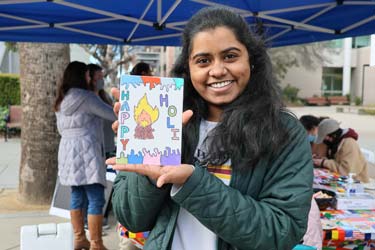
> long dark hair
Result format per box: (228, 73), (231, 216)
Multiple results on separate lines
(300, 115), (320, 131)
(172, 7), (288, 170)
(326, 128), (343, 159)
(87, 63), (102, 91)
(54, 61), (88, 111)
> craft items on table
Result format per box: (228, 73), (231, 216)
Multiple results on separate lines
(314, 169), (375, 210)
(314, 188), (337, 210)
(314, 169), (375, 249)
(336, 193), (375, 210)
(314, 169), (346, 193)
(321, 210), (375, 250)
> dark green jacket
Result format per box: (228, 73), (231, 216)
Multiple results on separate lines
(112, 113), (313, 250)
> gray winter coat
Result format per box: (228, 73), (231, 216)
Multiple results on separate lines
(56, 88), (116, 186)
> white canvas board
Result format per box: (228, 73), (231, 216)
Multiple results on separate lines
(116, 75), (184, 165)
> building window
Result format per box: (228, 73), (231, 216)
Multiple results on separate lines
(328, 36), (370, 49)
(327, 39), (343, 49)
(322, 67), (343, 96)
(352, 36), (370, 48)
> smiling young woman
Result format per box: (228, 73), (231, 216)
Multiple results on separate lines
(188, 26), (251, 121)
(110, 7), (313, 250)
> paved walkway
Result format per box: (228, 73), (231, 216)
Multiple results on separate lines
(0, 106), (374, 250)
(0, 138), (20, 189)
(0, 138), (120, 250)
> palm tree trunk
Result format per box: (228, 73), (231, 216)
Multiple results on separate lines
(18, 43), (70, 204)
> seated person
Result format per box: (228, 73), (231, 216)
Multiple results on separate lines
(300, 115), (327, 158)
(299, 115), (320, 144)
(313, 119), (369, 183)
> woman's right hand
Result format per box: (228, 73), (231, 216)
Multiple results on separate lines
(110, 87), (193, 134)
(110, 87), (120, 133)
(106, 157), (195, 188)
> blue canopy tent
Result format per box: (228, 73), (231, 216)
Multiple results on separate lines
(0, 0), (375, 47)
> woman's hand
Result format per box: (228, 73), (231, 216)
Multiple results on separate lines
(110, 88), (120, 133)
(110, 87), (193, 133)
(313, 158), (325, 168)
(106, 157), (194, 188)
(108, 88), (195, 187)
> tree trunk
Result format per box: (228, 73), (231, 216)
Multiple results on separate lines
(18, 43), (70, 204)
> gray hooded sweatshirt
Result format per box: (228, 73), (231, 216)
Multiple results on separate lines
(56, 88), (116, 186)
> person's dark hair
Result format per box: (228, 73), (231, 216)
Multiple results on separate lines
(326, 128), (343, 158)
(327, 128), (343, 141)
(130, 62), (151, 75)
(98, 90), (112, 106)
(172, 7), (287, 170)
(319, 116), (330, 122)
(299, 115), (320, 131)
(87, 64), (102, 91)
(54, 61), (88, 111)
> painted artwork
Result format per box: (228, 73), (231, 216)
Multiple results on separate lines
(116, 75), (184, 166)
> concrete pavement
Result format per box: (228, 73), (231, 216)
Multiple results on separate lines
(0, 138), (19, 189)
(0, 138), (120, 250)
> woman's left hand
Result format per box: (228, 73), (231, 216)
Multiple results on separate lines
(312, 158), (324, 168)
(106, 157), (194, 188)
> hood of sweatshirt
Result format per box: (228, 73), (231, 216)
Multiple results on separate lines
(60, 88), (90, 116)
(342, 128), (359, 141)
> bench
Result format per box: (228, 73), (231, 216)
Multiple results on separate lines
(327, 96), (349, 105)
(304, 96), (329, 106)
(4, 105), (22, 142)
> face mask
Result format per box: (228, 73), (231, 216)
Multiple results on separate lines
(308, 134), (316, 143)
(96, 79), (105, 90)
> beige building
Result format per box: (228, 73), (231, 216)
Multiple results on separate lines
(138, 41), (375, 105)
(279, 36), (375, 105)
(130, 46), (181, 77)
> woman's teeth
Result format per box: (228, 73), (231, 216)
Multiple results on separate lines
(210, 80), (232, 88)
